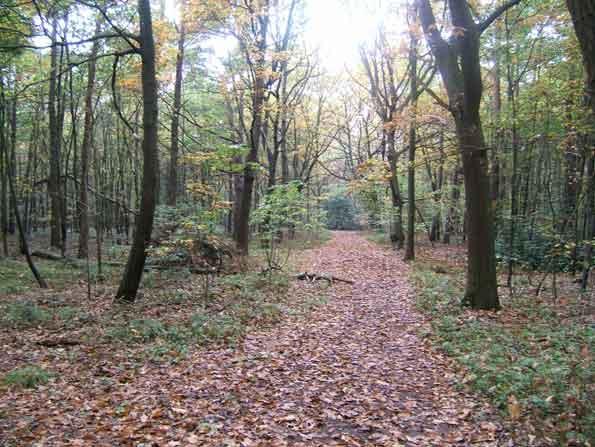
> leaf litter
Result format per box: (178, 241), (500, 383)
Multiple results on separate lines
(0, 232), (513, 446)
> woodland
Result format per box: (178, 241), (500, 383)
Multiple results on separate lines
(0, 0), (593, 445)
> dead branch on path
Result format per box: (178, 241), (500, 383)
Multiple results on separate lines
(296, 272), (354, 285)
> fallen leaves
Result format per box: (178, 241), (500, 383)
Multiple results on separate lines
(0, 232), (513, 446)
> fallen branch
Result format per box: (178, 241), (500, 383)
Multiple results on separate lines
(143, 264), (219, 275)
(31, 250), (63, 261)
(296, 272), (354, 285)
(36, 338), (81, 348)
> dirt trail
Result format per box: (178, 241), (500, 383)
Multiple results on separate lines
(177, 232), (509, 446)
(1, 232), (510, 446)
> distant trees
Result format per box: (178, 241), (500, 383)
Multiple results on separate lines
(1, 0), (593, 304)
(324, 193), (359, 231)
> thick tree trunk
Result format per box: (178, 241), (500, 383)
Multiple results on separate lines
(78, 23), (100, 259)
(167, 22), (185, 206)
(457, 120), (499, 309)
(116, 0), (159, 301)
(566, 0), (595, 116)
(418, 0), (521, 309)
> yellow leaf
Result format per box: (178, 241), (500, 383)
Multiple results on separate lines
(507, 395), (521, 420)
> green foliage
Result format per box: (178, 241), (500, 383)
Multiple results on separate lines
(3, 366), (52, 389)
(219, 271), (289, 296)
(412, 264), (595, 444)
(323, 191), (360, 230)
(107, 271), (294, 351)
(3, 301), (50, 328)
(190, 313), (245, 345)
(496, 220), (583, 272)
(0, 258), (116, 295)
(1, 301), (88, 330)
(107, 318), (187, 344)
(148, 204), (231, 271)
(252, 181), (327, 269)
(251, 181), (308, 235)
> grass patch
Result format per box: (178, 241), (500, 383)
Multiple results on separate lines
(364, 230), (391, 247)
(103, 269), (324, 359)
(1, 301), (87, 329)
(0, 258), (116, 295)
(3, 366), (53, 389)
(3, 301), (51, 328)
(191, 313), (245, 345)
(107, 318), (187, 344)
(412, 263), (594, 445)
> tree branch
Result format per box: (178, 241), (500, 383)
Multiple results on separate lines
(478, 0), (523, 34)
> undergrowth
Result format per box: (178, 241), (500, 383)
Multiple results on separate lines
(0, 258), (116, 295)
(105, 271), (326, 361)
(412, 262), (594, 445)
(2, 366), (53, 389)
(1, 301), (87, 329)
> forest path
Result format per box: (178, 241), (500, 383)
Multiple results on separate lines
(172, 231), (509, 446)
(0, 232), (511, 446)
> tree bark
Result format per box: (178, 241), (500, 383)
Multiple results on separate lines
(116, 0), (159, 301)
(0, 79), (8, 257)
(582, 150), (595, 289)
(167, 20), (185, 206)
(235, 1), (270, 255)
(48, 16), (63, 251)
(418, 0), (521, 309)
(78, 21), (100, 259)
(566, 0), (595, 116)
(404, 10), (418, 262)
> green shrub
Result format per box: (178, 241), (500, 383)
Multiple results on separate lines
(55, 306), (83, 324)
(323, 193), (360, 230)
(108, 318), (166, 343)
(107, 318), (191, 345)
(3, 302), (50, 328)
(191, 313), (244, 344)
(412, 263), (595, 444)
(3, 366), (52, 389)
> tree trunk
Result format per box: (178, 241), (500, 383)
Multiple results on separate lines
(116, 0), (159, 301)
(0, 79), (8, 257)
(167, 21), (185, 206)
(582, 150), (595, 289)
(48, 16), (63, 251)
(78, 21), (100, 259)
(457, 119), (499, 309)
(418, 0), (521, 309)
(235, 2), (269, 255)
(566, 0), (595, 116)
(404, 14), (418, 262)
(387, 128), (404, 249)
(5, 125), (47, 288)
(8, 92), (16, 235)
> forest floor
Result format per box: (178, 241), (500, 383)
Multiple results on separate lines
(0, 232), (592, 446)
